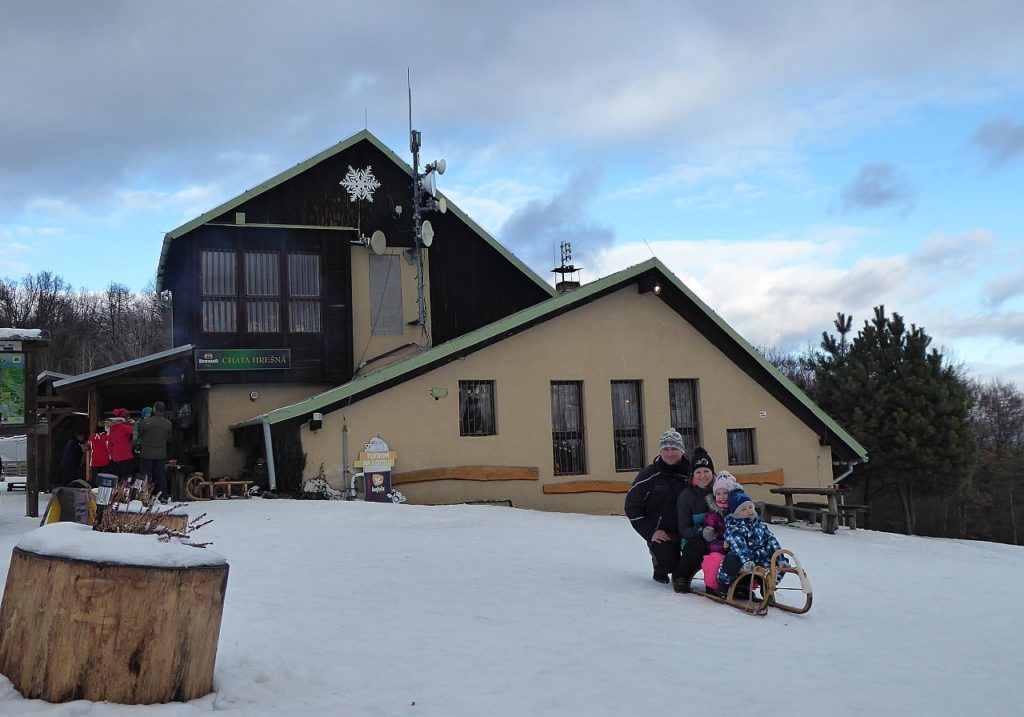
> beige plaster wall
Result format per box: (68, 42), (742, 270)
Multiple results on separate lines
(349, 246), (431, 372)
(297, 285), (836, 514)
(204, 383), (329, 476)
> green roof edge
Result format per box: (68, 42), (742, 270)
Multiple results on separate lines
(156, 130), (555, 297)
(233, 257), (866, 462)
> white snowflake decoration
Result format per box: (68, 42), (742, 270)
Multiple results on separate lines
(340, 165), (381, 202)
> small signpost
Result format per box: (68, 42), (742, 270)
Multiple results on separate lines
(353, 436), (396, 502)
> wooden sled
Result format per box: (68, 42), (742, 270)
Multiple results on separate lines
(184, 472), (253, 501)
(694, 549), (812, 617)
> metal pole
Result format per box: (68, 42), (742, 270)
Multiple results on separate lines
(342, 422), (349, 496)
(261, 417), (277, 491)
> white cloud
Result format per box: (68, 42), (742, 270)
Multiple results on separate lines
(586, 227), (1015, 376)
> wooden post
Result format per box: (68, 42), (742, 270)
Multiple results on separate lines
(0, 547), (228, 704)
(0, 331), (48, 518)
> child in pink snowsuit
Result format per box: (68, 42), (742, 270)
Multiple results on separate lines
(701, 472), (738, 591)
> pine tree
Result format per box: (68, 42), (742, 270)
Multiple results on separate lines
(805, 306), (976, 534)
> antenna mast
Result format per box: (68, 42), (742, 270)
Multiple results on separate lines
(407, 71), (447, 341)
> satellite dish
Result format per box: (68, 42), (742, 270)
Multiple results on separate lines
(435, 158), (446, 175)
(437, 196), (447, 214)
(420, 220), (434, 248)
(370, 230), (387, 255)
(421, 172), (436, 197)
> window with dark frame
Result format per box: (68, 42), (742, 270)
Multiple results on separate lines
(288, 253), (321, 333)
(611, 380), (645, 471)
(201, 250), (237, 333)
(727, 428), (757, 465)
(245, 252), (280, 333)
(551, 381), (586, 475)
(200, 248), (322, 334)
(668, 379), (701, 453)
(459, 380), (496, 436)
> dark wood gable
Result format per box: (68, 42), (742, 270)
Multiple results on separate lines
(161, 135), (552, 387)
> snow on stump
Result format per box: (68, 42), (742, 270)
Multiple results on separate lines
(0, 523), (228, 704)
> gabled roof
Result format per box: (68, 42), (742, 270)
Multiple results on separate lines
(231, 258), (866, 462)
(156, 129), (554, 297)
(53, 345), (195, 392)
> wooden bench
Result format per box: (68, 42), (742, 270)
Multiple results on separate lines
(2, 461), (27, 491)
(769, 486), (846, 535)
(837, 503), (868, 530)
(766, 503), (837, 527)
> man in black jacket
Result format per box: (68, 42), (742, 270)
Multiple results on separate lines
(624, 429), (692, 584)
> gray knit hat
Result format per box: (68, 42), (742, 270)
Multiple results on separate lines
(658, 429), (685, 452)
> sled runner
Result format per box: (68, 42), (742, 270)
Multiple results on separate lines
(694, 549), (812, 616)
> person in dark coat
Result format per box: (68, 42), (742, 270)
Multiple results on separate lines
(672, 447), (718, 593)
(138, 401), (173, 501)
(624, 429), (692, 585)
(58, 431), (86, 485)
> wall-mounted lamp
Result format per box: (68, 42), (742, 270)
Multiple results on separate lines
(429, 387), (449, 401)
(639, 277), (663, 295)
(310, 412), (323, 431)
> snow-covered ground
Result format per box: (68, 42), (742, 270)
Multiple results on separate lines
(1, 491), (1022, 716)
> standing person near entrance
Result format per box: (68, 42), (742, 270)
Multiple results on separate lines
(107, 409), (135, 478)
(624, 429), (692, 585)
(58, 431), (86, 485)
(138, 401), (173, 501)
(86, 423), (111, 485)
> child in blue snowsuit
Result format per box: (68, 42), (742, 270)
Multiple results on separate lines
(715, 488), (788, 595)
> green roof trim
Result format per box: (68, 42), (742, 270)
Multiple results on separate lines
(231, 258), (866, 462)
(156, 129), (554, 296)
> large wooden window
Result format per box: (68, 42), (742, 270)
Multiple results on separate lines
(288, 253), (321, 333)
(459, 380), (496, 436)
(551, 381), (586, 475)
(611, 380), (645, 471)
(201, 250), (237, 333)
(727, 428), (757, 465)
(669, 379), (701, 452)
(369, 254), (403, 335)
(200, 248), (322, 334)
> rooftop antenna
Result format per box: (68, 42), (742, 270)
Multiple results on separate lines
(407, 69), (448, 342)
(552, 241), (581, 293)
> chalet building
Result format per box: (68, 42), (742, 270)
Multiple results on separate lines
(52, 129), (866, 512)
(232, 257), (866, 512)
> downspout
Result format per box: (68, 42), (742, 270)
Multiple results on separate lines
(831, 458), (865, 485)
(262, 417), (278, 491)
(342, 423), (350, 498)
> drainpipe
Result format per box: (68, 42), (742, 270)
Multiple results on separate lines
(831, 458), (864, 486)
(342, 423), (350, 498)
(262, 417), (278, 491)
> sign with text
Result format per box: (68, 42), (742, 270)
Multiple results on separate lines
(0, 353), (26, 425)
(195, 348), (291, 371)
(354, 436), (397, 502)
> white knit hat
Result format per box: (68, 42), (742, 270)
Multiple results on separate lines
(713, 471), (738, 494)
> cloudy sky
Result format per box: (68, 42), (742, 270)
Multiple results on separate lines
(2, 1), (1023, 383)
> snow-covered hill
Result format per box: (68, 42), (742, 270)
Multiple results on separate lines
(1, 494), (1021, 716)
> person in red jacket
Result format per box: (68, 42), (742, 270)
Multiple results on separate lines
(86, 424), (111, 483)
(107, 408), (136, 478)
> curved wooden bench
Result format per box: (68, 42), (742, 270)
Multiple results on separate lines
(392, 466), (539, 485)
(542, 480), (631, 494)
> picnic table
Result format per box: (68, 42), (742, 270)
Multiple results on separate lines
(769, 486), (865, 534)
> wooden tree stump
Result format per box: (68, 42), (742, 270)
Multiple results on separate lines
(0, 529), (228, 704)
